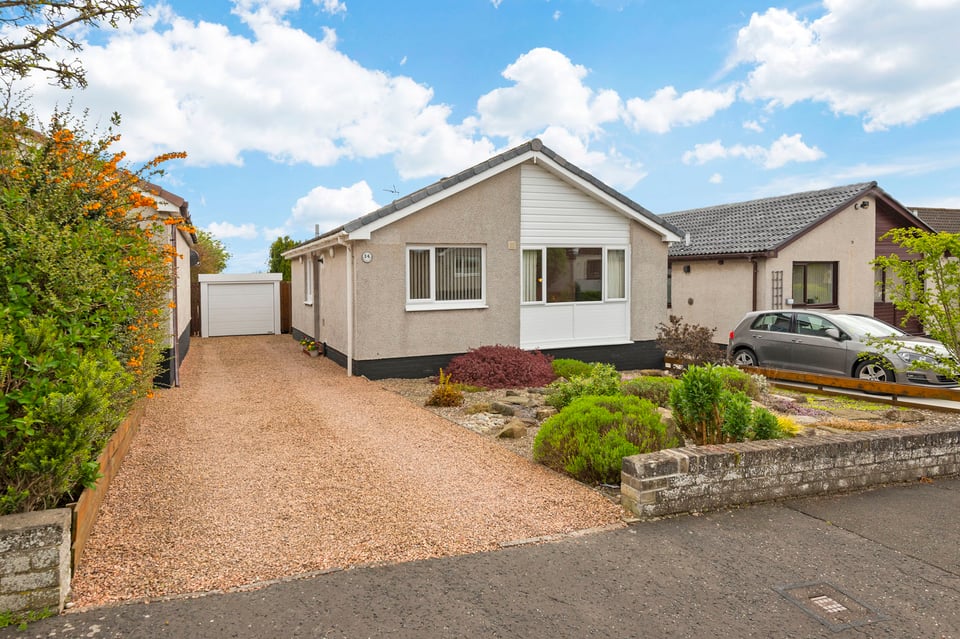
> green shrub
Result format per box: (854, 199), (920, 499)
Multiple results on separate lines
(0, 113), (185, 515)
(552, 358), (595, 379)
(546, 363), (621, 410)
(715, 365), (762, 399)
(721, 390), (752, 442)
(669, 364), (725, 445)
(621, 376), (678, 407)
(533, 395), (679, 484)
(751, 407), (782, 440)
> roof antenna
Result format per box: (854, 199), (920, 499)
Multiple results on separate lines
(384, 185), (399, 196)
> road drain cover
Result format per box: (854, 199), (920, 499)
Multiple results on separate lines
(774, 582), (888, 632)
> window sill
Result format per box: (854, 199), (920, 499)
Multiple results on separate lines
(406, 302), (488, 312)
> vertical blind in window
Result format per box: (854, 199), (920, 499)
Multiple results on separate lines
(436, 247), (482, 301)
(408, 249), (430, 300)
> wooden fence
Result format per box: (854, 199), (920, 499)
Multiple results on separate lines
(190, 281), (291, 336)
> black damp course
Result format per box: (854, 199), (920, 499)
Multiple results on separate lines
(773, 582), (889, 632)
(338, 341), (666, 380)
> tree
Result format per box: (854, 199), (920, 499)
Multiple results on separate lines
(0, 1), (142, 89)
(191, 229), (230, 282)
(268, 235), (297, 280)
(871, 228), (960, 380)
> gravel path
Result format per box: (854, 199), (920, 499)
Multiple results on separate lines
(70, 336), (623, 608)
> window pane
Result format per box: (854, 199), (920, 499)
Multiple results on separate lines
(607, 249), (625, 299)
(791, 264), (804, 302)
(522, 249), (542, 302)
(546, 247), (576, 302)
(436, 247), (481, 301)
(806, 263), (834, 305)
(409, 249), (430, 300)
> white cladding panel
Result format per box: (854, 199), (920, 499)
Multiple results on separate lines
(520, 163), (629, 245)
(204, 282), (278, 337)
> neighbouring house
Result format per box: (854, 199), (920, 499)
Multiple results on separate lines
(283, 138), (683, 379)
(142, 181), (196, 388)
(662, 182), (934, 343)
(913, 207), (960, 233)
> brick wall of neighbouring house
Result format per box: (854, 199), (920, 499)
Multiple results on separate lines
(622, 424), (960, 519)
(0, 508), (71, 615)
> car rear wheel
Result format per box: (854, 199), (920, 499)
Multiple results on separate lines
(854, 359), (895, 383)
(732, 348), (758, 367)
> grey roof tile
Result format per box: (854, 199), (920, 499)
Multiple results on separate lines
(913, 207), (960, 233)
(662, 182), (876, 257)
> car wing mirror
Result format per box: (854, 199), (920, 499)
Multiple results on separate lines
(825, 327), (841, 340)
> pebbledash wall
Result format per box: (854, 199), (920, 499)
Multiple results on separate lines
(622, 423), (960, 519)
(0, 509), (71, 615)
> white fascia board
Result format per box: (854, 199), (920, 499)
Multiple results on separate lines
(347, 150), (540, 240)
(346, 149), (681, 243)
(282, 231), (348, 259)
(198, 273), (283, 282)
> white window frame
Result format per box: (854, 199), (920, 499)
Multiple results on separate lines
(302, 256), (313, 305)
(405, 245), (487, 311)
(520, 245), (629, 305)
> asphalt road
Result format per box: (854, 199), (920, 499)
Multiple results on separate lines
(6, 478), (959, 639)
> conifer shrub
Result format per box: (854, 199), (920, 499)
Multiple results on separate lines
(621, 376), (678, 407)
(546, 363), (622, 410)
(551, 358), (595, 379)
(425, 369), (464, 407)
(533, 395), (679, 485)
(445, 345), (555, 389)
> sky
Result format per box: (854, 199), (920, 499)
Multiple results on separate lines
(13, 0), (960, 272)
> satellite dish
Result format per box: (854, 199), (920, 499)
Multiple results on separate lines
(190, 249), (201, 267)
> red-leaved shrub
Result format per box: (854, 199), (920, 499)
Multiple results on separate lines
(445, 345), (556, 389)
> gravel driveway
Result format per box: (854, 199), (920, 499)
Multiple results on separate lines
(70, 335), (623, 608)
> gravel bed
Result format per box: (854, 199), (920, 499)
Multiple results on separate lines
(69, 336), (623, 609)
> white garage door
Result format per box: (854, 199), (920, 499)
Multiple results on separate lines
(199, 274), (282, 337)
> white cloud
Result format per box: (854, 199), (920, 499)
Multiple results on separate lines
(682, 133), (824, 169)
(731, 0), (960, 131)
(709, 173), (723, 184)
(473, 48), (621, 139)
(743, 119), (764, 133)
(539, 126), (647, 190)
(624, 86), (736, 134)
(490, 0), (503, 7)
(289, 181), (380, 232)
(206, 221), (259, 239)
(21, 5), (478, 177)
(315, 0), (346, 15)
(553, 11), (562, 20)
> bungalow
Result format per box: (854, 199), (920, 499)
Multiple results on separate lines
(662, 182), (934, 343)
(141, 181), (196, 388)
(284, 139), (683, 379)
(913, 207), (960, 233)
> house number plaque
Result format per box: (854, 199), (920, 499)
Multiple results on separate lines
(361, 251), (373, 263)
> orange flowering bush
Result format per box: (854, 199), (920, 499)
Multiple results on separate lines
(0, 111), (188, 514)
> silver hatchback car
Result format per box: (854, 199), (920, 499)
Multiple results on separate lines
(727, 310), (956, 386)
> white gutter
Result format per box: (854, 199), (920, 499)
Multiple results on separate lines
(338, 236), (355, 377)
(282, 231), (349, 260)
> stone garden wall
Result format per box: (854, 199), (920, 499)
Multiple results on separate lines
(622, 423), (960, 519)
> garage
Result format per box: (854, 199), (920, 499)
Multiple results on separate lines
(198, 273), (282, 337)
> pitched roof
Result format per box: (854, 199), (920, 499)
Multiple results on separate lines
(662, 182), (876, 258)
(285, 139), (682, 256)
(913, 207), (960, 233)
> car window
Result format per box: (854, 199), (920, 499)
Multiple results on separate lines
(795, 313), (838, 337)
(750, 312), (793, 333)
